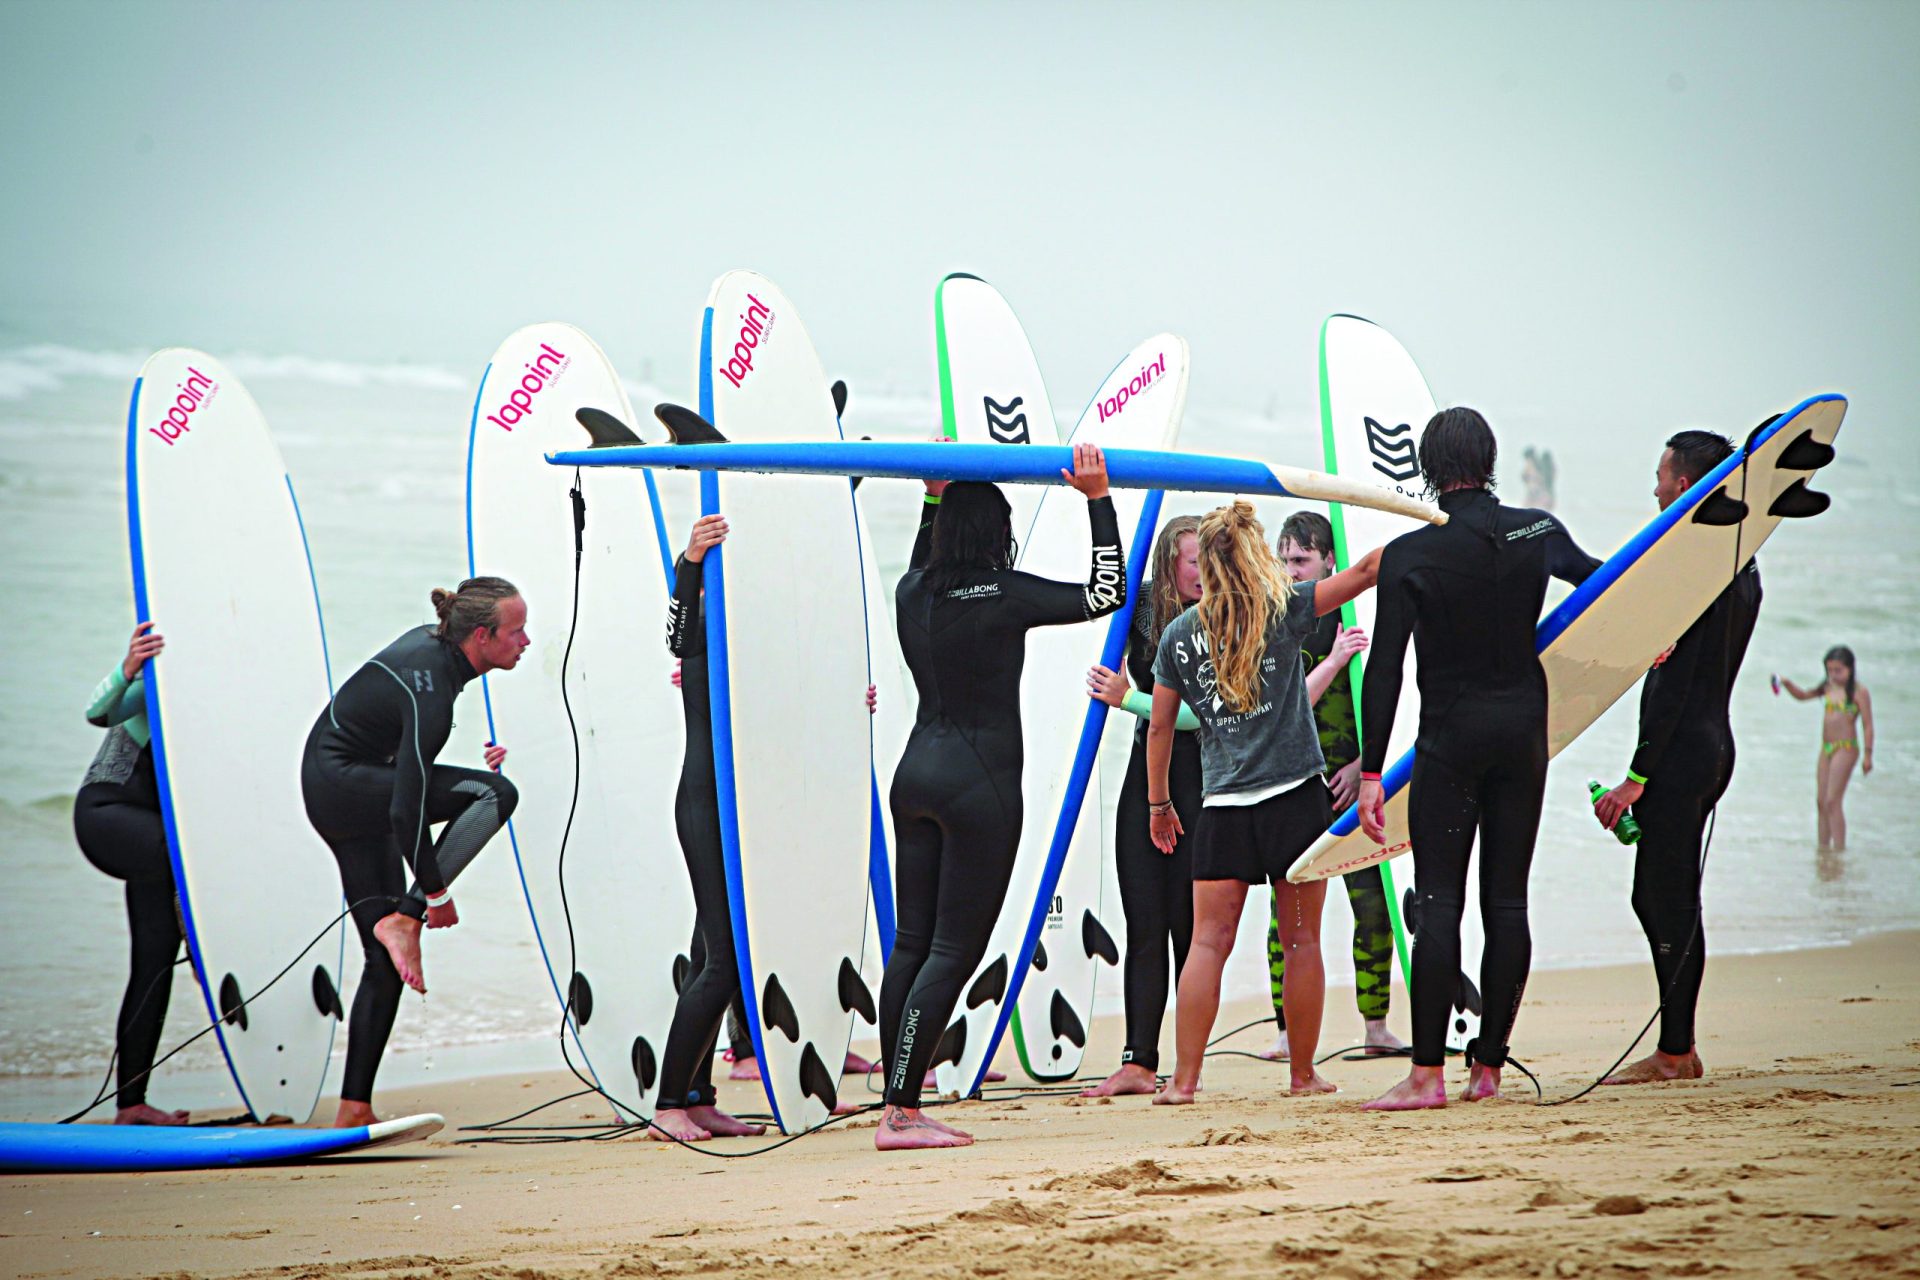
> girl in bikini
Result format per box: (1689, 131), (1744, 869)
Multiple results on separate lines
(1775, 645), (1874, 851)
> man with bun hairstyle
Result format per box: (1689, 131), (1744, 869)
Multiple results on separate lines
(301, 576), (528, 1126)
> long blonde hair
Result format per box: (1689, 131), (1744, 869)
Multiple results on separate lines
(1195, 501), (1292, 713)
(1147, 515), (1202, 641)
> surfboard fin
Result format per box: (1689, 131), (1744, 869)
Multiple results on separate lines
(966, 956), (1009, 1010)
(831, 379), (849, 419)
(1030, 939), (1049, 972)
(218, 974), (249, 1031)
(574, 406), (645, 447)
(631, 1035), (658, 1092)
(1777, 430), (1836, 473)
(798, 1042), (838, 1115)
(1690, 487), (1750, 527)
(933, 1017), (967, 1068)
(567, 972), (594, 1027)
(761, 973), (802, 1043)
(1769, 478), (1831, 519)
(1454, 973), (1484, 1017)
(1081, 911), (1120, 965)
(653, 402), (730, 445)
(672, 952), (692, 994)
(312, 965), (343, 1021)
(1050, 992), (1088, 1049)
(838, 957), (878, 1024)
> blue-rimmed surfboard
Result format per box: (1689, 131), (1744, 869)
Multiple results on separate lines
(126, 350), (342, 1123)
(1289, 392), (1846, 885)
(0, 1113), (442, 1173)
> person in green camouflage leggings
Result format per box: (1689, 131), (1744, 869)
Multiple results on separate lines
(1265, 513), (1408, 1059)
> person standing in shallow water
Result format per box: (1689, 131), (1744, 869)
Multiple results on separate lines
(301, 577), (525, 1127)
(1357, 408), (1599, 1112)
(1776, 646), (1874, 852)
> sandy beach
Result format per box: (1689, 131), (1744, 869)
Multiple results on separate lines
(4, 930), (1914, 1280)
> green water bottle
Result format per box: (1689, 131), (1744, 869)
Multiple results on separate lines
(1588, 780), (1642, 845)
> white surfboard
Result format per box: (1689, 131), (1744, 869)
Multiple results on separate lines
(126, 349), (342, 1122)
(465, 323), (692, 1121)
(1003, 336), (1191, 1084)
(935, 273), (1061, 541)
(1292, 393), (1847, 896)
(699, 271), (877, 1131)
(855, 480), (911, 977)
(1313, 314), (1481, 1051)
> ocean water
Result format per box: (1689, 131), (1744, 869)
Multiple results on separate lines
(0, 345), (1911, 1120)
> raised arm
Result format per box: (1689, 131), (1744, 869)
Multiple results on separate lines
(1314, 547), (1382, 616)
(908, 494), (939, 571)
(668, 514), (726, 656)
(1778, 676), (1821, 701)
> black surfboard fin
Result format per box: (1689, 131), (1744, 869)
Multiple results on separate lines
(567, 972), (595, 1027)
(1402, 888), (1421, 936)
(671, 952), (692, 994)
(1049, 992), (1088, 1049)
(966, 956), (1009, 1010)
(1454, 972), (1484, 1018)
(631, 1035), (658, 1092)
(218, 974), (248, 1031)
(831, 379), (849, 419)
(1690, 486), (1750, 527)
(798, 1042), (838, 1115)
(1081, 911), (1120, 965)
(1777, 430), (1836, 473)
(1769, 477), (1831, 519)
(838, 957), (878, 1024)
(654, 402), (730, 444)
(574, 406), (645, 446)
(312, 965), (343, 1020)
(933, 1017), (967, 1069)
(1030, 939), (1049, 972)
(761, 973), (802, 1043)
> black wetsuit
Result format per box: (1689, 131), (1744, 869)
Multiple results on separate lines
(1626, 561), (1762, 1056)
(1113, 598), (1202, 1073)
(1362, 488), (1598, 1068)
(881, 493), (1125, 1106)
(301, 626), (518, 1103)
(656, 556), (737, 1112)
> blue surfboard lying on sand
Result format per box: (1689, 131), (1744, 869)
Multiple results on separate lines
(0, 1113), (444, 1174)
(546, 433), (1447, 525)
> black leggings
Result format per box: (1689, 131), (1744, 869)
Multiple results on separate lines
(880, 731), (1022, 1107)
(73, 750), (181, 1110)
(1114, 736), (1201, 1073)
(1630, 741), (1732, 1057)
(1406, 726), (1547, 1069)
(302, 758), (516, 1104)
(656, 779), (738, 1112)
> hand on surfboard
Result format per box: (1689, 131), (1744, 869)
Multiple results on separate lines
(1358, 778), (1387, 844)
(1086, 664), (1129, 709)
(685, 514), (728, 562)
(123, 620), (165, 680)
(867, 684), (877, 716)
(1062, 441), (1110, 499)
(483, 742), (507, 772)
(924, 433), (951, 497)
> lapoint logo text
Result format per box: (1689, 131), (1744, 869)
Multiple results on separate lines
(718, 294), (775, 389)
(485, 343), (570, 432)
(1096, 352), (1168, 424)
(148, 367), (219, 446)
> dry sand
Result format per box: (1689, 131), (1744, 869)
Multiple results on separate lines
(4, 930), (1916, 1280)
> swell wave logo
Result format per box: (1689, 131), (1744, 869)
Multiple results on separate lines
(1365, 416), (1419, 483)
(718, 293), (775, 389)
(983, 395), (1029, 443)
(484, 343), (570, 432)
(147, 367), (219, 446)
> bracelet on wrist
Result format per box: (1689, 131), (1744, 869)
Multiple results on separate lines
(426, 890), (452, 909)
(1359, 772), (1381, 782)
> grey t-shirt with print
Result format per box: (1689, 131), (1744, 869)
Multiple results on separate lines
(1152, 581), (1327, 799)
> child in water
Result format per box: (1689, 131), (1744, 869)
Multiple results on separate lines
(1775, 645), (1874, 851)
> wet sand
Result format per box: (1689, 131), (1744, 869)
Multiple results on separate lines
(4, 930), (1916, 1280)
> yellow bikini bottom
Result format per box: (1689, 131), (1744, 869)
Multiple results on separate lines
(1823, 739), (1859, 757)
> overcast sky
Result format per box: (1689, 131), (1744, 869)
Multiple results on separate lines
(2, 0), (1914, 443)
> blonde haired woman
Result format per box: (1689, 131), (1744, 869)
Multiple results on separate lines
(1146, 502), (1381, 1101)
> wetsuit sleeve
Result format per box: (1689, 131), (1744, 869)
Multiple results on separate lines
(907, 495), (940, 571)
(1006, 496), (1127, 626)
(1546, 517), (1602, 587)
(1360, 550), (1412, 776)
(85, 668), (145, 728)
(667, 556), (703, 658)
(1628, 606), (1713, 784)
(1120, 687), (1200, 730)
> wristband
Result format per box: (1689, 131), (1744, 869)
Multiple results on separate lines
(1359, 772), (1381, 782)
(426, 890), (452, 909)
(1624, 769), (1648, 785)
(923, 493), (941, 505)
(1148, 799), (1174, 815)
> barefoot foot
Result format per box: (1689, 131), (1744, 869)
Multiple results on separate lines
(1290, 1071), (1339, 1096)
(333, 1099), (378, 1129)
(684, 1105), (765, 1137)
(1081, 1064), (1159, 1098)
(841, 1051), (875, 1076)
(645, 1108), (713, 1143)
(727, 1055), (762, 1082)
(371, 913), (426, 994)
(1259, 1030), (1290, 1062)
(1362, 1020), (1410, 1055)
(1363, 1068), (1447, 1112)
(114, 1103), (189, 1125)
(1601, 1049), (1704, 1086)
(1152, 1078), (1199, 1105)
(1460, 1064), (1502, 1102)
(875, 1105), (972, 1150)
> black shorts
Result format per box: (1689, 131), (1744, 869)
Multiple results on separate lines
(1192, 779), (1333, 885)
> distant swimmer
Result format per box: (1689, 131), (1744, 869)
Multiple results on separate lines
(1592, 430), (1762, 1086)
(1267, 511), (1406, 1062)
(301, 578), (525, 1127)
(1080, 515), (1204, 1098)
(73, 620), (188, 1125)
(879, 442), (1123, 1150)
(1522, 446), (1557, 510)
(1775, 646), (1874, 852)
(1147, 501), (1384, 1103)
(1357, 409), (1599, 1112)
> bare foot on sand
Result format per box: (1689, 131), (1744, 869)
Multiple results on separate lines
(1290, 1071), (1338, 1096)
(1081, 1064), (1158, 1097)
(685, 1105), (765, 1136)
(1602, 1048), (1704, 1086)
(1260, 1030), (1290, 1062)
(372, 913), (425, 993)
(333, 1099), (378, 1128)
(115, 1103), (189, 1125)
(1153, 1076), (1199, 1105)
(728, 1055), (762, 1081)
(1362, 1019), (1410, 1055)
(1363, 1067), (1447, 1112)
(1460, 1063), (1502, 1102)
(842, 1051), (875, 1076)
(875, 1105), (972, 1150)
(646, 1108), (713, 1143)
